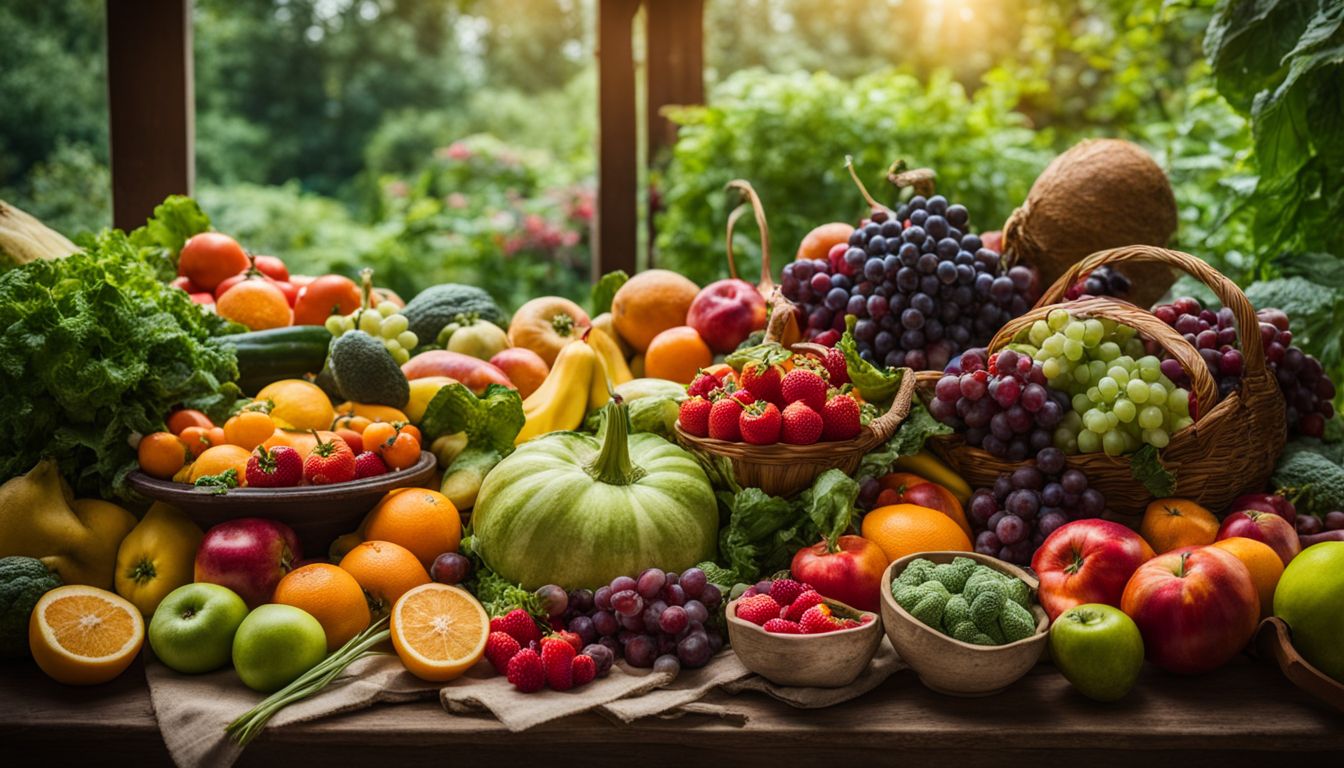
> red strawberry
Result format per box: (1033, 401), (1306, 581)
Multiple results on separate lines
(799, 603), (842, 634)
(780, 401), (823, 445)
(571, 653), (597, 686)
(739, 401), (781, 445)
(678, 396), (712, 437)
(821, 393), (862, 441)
(734, 594), (781, 626)
(506, 648), (545, 692)
(353, 451), (387, 479)
(729, 388), (756, 405)
(245, 445), (302, 487)
(783, 590), (826, 621)
(740, 362), (783, 405)
(821, 347), (849, 385)
(556, 630), (583, 652)
(484, 631), (521, 675)
(860, 614), (876, 624)
(763, 618), (804, 634)
(841, 618), (862, 629)
(766, 578), (806, 606)
(707, 398), (744, 441)
(490, 608), (541, 646)
(303, 433), (355, 484)
(781, 368), (827, 410)
(540, 637), (576, 691)
(687, 372), (722, 399)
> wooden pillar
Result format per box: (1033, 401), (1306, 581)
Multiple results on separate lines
(595, 0), (641, 278)
(645, 0), (704, 162)
(106, 0), (195, 231)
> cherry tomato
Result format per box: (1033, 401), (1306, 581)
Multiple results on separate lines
(167, 409), (213, 435)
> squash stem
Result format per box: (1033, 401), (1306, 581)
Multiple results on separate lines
(585, 399), (645, 486)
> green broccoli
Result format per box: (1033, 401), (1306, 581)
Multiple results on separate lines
(948, 620), (984, 644)
(931, 558), (976, 593)
(941, 595), (971, 633)
(1274, 442), (1344, 517)
(896, 558), (937, 587)
(1002, 577), (1032, 610)
(998, 599), (1037, 643)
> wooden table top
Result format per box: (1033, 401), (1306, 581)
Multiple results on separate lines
(2, 654), (1342, 766)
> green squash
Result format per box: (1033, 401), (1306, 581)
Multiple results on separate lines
(472, 399), (718, 589)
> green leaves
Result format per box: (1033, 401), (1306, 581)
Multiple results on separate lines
(418, 382), (524, 455)
(127, 195), (212, 282)
(589, 269), (628, 315)
(1131, 444), (1177, 498)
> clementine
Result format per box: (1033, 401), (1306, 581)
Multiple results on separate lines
(644, 326), (713, 384)
(610, 269), (700, 352)
(359, 489), (461, 569)
(273, 563), (372, 650)
(1212, 537), (1284, 619)
(339, 540), (431, 616)
(859, 503), (973, 562)
(1140, 498), (1220, 553)
(216, 279), (292, 331)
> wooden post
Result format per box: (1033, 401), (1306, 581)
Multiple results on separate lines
(644, 0), (704, 162)
(106, 0), (195, 231)
(595, 0), (641, 279)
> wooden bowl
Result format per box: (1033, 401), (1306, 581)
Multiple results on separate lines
(126, 451), (437, 556)
(880, 551), (1048, 696)
(726, 596), (883, 688)
(1256, 617), (1344, 715)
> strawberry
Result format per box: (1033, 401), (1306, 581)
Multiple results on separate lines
(821, 393), (862, 441)
(506, 648), (545, 692)
(707, 398), (744, 441)
(484, 631), (521, 675)
(780, 401), (823, 445)
(841, 618), (862, 629)
(303, 432), (355, 484)
(490, 608), (542, 646)
(729, 387), (756, 405)
(799, 603), (842, 634)
(766, 578), (806, 607)
(571, 653), (597, 687)
(821, 347), (849, 385)
(245, 445), (302, 487)
(740, 362), (783, 406)
(678, 396), (712, 437)
(738, 401), (781, 445)
(687, 372), (722, 399)
(783, 589), (826, 621)
(734, 594), (781, 626)
(540, 637), (576, 691)
(780, 368), (827, 411)
(556, 630), (583, 652)
(353, 451), (388, 479)
(763, 618), (804, 634)
(860, 614), (876, 624)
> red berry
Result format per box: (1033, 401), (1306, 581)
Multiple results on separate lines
(540, 637), (576, 691)
(506, 648), (545, 692)
(571, 653), (597, 686)
(734, 594), (781, 626)
(484, 631), (521, 675)
(821, 347), (849, 385)
(821, 393), (862, 441)
(781, 368), (827, 411)
(245, 445), (303, 487)
(740, 362), (783, 406)
(303, 433), (356, 484)
(763, 618), (804, 634)
(687, 372), (721, 399)
(799, 604), (841, 634)
(353, 451), (388, 479)
(780, 401), (824, 445)
(783, 590), (826, 621)
(707, 398), (744, 441)
(739, 401), (782, 445)
(678, 396), (712, 437)
(766, 578), (806, 606)
(490, 609), (541, 646)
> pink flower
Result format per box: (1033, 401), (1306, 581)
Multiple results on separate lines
(446, 141), (472, 160)
(446, 193), (468, 209)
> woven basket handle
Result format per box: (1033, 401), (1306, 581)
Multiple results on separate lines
(725, 180), (774, 295)
(1036, 245), (1267, 373)
(862, 366), (918, 447)
(988, 296), (1219, 418)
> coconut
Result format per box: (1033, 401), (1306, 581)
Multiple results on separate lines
(1003, 139), (1178, 308)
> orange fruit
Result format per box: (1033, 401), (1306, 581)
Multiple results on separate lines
(644, 326), (713, 384)
(390, 583), (488, 682)
(255, 379), (335, 431)
(166, 409), (213, 435)
(335, 402), (409, 425)
(188, 444), (253, 485)
(796, 222), (855, 261)
(29, 586), (144, 685)
(1213, 537), (1284, 619)
(223, 410), (276, 450)
(138, 432), (189, 479)
(362, 421), (398, 456)
(178, 426), (214, 458)
(1140, 498), (1220, 553)
(860, 503), (973, 562)
(382, 432), (422, 470)
(273, 563), (372, 650)
(611, 269), (700, 352)
(216, 279), (292, 331)
(339, 540), (431, 616)
(360, 489), (461, 569)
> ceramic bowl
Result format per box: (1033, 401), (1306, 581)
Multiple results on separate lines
(880, 550), (1048, 696)
(727, 596), (883, 688)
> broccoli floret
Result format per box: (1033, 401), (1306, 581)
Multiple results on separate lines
(896, 558), (937, 587)
(941, 595), (971, 634)
(892, 583), (922, 611)
(948, 620), (983, 644)
(1274, 443), (1344, 517)
(931, 559), (976, 593)
(1002, 577), (1032, 610)
(963, 569), (1003, 603)
(970, 581), (1006, 635)
(999, 599), (1037, 643)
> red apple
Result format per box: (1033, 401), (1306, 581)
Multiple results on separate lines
(1227, 493), (1295, 525)
(1217, 509), (1301, 566)
(686, 279), (767, 354)
(253, 254), (290, 282)
(875, 472), (971, 539)
(790, 535), (889, 612)
(1120, 546), (1259, 674)
(194, 518), (302, 608)
(1031, 519), (1155, 621)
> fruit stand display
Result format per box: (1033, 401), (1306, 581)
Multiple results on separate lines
(2, 140), (1344, 766)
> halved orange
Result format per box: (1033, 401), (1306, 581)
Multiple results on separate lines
(390, 583), (488, 682)
(29, 586), (144, 685)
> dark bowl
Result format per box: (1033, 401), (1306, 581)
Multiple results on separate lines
(126, 450), (438, 556)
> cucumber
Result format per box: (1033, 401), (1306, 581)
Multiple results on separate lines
(440, 446), (501, 511)
(213, 326), (332, 395)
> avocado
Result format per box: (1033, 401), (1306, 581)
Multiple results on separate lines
(329, 331), (410, 408)
(401, 284), (505, 348)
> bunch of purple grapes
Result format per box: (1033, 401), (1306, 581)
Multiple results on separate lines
(967, 446), (1106, 565)
(1064, 265), (1132, 300)
(1296, 511), (1344, 537)
(930, 348), (1071, 460)
(1151, 297), (1336, 437)
(553, 567), (723, 673)
(778, 194), (1037, 371)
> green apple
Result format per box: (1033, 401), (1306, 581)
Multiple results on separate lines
(1275, 541), (1344, 682)
(1048, 603), (1144, 702)
(232, 604), (327, 692)
(148, 583), (249, 674)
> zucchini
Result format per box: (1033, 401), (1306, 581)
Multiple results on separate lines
(213, 326), (332, 395)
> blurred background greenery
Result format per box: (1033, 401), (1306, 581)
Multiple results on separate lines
(1, 0), (1337, 314)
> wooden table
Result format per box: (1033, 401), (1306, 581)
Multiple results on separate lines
(2, 655), (1341, 766)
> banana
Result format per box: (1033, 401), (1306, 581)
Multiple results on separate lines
(892, 450), (972, 504)
(515, 340), (595, 444)
(586, 327), (633, 386)
(588, 352), (614, 411)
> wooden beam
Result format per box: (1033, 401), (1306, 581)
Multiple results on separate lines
(595, 0), (641, 278)
(106, 0), (195, 231)
(644, 0), (704, 162)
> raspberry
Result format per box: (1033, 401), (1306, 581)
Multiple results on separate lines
(766, 578), (806, 607)
(540, 637), (576, 691)
(571, 653), (597, 686)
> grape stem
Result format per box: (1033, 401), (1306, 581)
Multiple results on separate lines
(844, 155), (891, 214)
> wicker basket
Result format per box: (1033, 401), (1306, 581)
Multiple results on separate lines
(918, 245), (1286, 525)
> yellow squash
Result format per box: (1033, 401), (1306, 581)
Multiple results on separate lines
(114, 502), (204, 617)
(892, 450), (972, 504)
(515, 340), (596, 444)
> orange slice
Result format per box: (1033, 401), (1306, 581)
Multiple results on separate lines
(390, 583), (488, 682)
(29, 586), (144, 685)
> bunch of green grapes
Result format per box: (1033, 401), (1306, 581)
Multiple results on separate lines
(324, 302), (418, 364)
(1011, 309), (1193, 455)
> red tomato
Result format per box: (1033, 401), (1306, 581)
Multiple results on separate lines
(253, 255), (290, 282)
(170, 275), (197, 293)
(179, 232), (249, 290)
(293, 275), (361, 326)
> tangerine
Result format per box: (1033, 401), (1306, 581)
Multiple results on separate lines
(223, 410), (276, 450)
(610, 269), (700, 352)
(273, 563), (372, 650)
(859, 503), (973, 562)
(643, 326), (714, 384)
(138, 432), (189, 480)
(1212, 537), (1284, 619)
(1140, 498), (1220, 554)
(188, 444), (253, 485)
(166, 409), (213, 435)
(339, 540), (431, 616)
(359, 489), (461, 569)
(216, 279), (292, 331)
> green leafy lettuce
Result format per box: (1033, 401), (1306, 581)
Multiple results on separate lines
(418, 382), (524, 452)
(126, 195), (213, 282)
(838, 317), (903, 403)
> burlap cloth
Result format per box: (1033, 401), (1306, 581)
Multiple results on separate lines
(144, 639), (906, 767)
